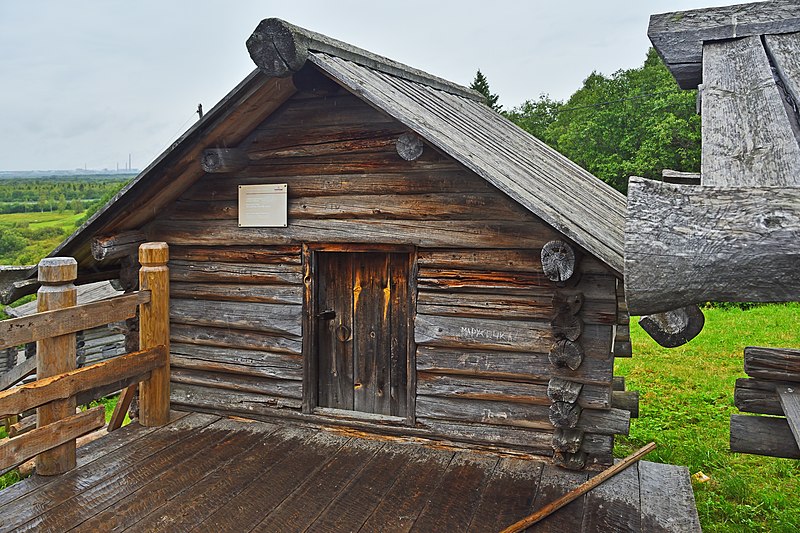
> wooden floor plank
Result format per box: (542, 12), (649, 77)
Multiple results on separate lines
(358, 446), (455, 533)
(5, 416), (224, 533)
(640, 461), (701, 532)
(0, 411), (187, 507)
(409, 452), (499, 533)
(304, 440), (418, 532)
(581, 461), (641, 532)
(193, 430), (352, 531)
(252, 437), (386, 532)
(0, 413), (217, 531)
(527, 464), (590, 532)
(74, 419), (275, 532)
(126, 423), (300, 533)
(468, 457), (544, 532)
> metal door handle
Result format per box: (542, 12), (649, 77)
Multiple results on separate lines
(336, 324), (352, 342)
(316, 309), (336, 320)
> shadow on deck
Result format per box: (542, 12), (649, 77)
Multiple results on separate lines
(0, 411), (700, 532)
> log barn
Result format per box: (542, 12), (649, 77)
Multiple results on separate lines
(0, 17), (702, 531)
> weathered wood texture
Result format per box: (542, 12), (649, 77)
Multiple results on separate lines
(638, 306), (705, 348)
(0, 346), (166, 418)
(138, 243), (170, 427)
(730, 414), (800, 459)
(778, 385), (800, 447)
(143, 90), (625, 454)
(625, 177), (800, 315)
(91, 230), (146, 262)
(744, 346), (800, 382)
(734, 377), (799, 416)
(0, 291), (146, 351)
(35, 258), (78, 476)
(701, 36), (800, 186)
(648, 0), (800, 89)
(0, 406), (105, 472)
(0, 415), (700, 532)
(308, 53), (626, 274)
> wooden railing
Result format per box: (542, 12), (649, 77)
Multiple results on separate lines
(0, 242), (170, 475)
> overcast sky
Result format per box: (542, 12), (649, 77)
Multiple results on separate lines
(1, 0), (741, 171)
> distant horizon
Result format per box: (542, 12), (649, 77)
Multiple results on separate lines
(0, 169), (139, 176)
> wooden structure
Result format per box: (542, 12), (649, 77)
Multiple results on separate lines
(0, 412), (701, 532)
(0, 245), (170, 476)
(0, 18), (703, 531)
(627, 0), (800, 459)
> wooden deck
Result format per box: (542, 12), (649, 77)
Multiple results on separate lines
(0, 412), (700, 532)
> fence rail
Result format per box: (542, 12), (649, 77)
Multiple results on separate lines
(0, 242), (170, 476)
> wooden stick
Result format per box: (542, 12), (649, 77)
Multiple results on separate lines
(499, 442), (656, 533)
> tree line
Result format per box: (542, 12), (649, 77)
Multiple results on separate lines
(471, 48), (700, 193)
(0, 176), (131, 214)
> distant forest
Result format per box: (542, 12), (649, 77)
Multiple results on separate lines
(0, 175), (132, 214)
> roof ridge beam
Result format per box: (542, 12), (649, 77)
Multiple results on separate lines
(246, 18), (482, 101)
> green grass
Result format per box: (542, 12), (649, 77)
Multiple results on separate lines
(615, 303), (800, 532)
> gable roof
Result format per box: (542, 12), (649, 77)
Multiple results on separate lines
(14, 18), (624, 300)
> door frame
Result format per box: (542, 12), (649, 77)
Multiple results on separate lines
(301, 243), (417, 424)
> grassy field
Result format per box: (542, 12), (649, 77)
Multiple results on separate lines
(0, 210), (87, 266)
(616, 303), (800, 532)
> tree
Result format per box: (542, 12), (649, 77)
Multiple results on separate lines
(470, 69), (502, 111)
(505, 48), (700, 193)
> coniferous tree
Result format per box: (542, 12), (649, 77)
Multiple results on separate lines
(470, 69), (502, 111)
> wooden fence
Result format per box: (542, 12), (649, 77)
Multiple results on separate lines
(0, 242), (170, 475)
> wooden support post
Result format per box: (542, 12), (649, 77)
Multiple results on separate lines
(35, 257), (78, 476)
(138, 243), (170, 427)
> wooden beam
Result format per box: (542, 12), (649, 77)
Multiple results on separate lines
(200, 148), (250, 174)
(246, 18), (480, 100)
(0, 291), (149, 351)
(0, 406), (105, 472)
(138, 243), (171, 427)
(625, 177), (800, 315)
(730, 414), (800, 459)
(108, 384), (137, 431)
(34, 258), (78, 475)
(0, 346), (166, 418)
(612, 390), (639, 418)
(648, 0), (800, 89)
(637, 306), (705, 348)
(734, 377), (798, 416)
(91, 230), (146, 262)
(661, 169), (701, 185)
(0, 267), (121, 306)
(744, 346), (800, 382)
(702, 36), (800, 187)
(0, 357), (36, 391)
(777, 386), (800, 447)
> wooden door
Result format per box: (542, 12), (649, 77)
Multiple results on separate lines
(315, 252), (409, 417)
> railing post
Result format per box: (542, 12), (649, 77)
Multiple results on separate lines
(138, 242), (170, 426)
(35, 257), (78, 475)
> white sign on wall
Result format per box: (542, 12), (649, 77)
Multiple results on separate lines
(238, 184), (288, 227)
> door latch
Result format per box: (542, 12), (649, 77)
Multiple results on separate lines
(316, 309), (336, 320)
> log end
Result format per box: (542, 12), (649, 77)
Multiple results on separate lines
(247, 18), (310, 77)
(396, 132), (424, 161)
(638, 305), (705, 348)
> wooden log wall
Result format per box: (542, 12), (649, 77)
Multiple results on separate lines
(146, 89), (626, 459)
